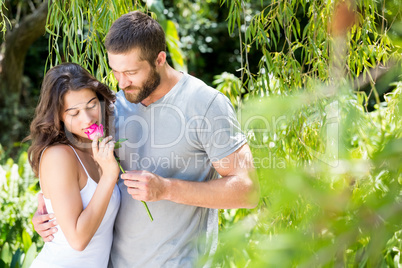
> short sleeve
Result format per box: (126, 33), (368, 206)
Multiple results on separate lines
(197, 92), (247, 161)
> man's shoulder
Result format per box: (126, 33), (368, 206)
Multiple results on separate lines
(183, 74), (217, 95)
(179, 73), (224, 106)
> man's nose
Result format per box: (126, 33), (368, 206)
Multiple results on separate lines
(117, 73), (131, 89)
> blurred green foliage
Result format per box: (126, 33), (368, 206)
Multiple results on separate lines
(211, 82), (402, 267)
(208, 0), (402, 266)
(0, 0), (9, 36)
(0, 149), (41, 267)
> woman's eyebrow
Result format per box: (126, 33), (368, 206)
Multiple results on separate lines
(64, 97), (97, 112)
(87, 97), (97, 104)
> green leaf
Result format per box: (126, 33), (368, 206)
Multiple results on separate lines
(165, 20), (187, 72)
(10, 249), (22, 268)
(114, 138), (128, 149)
(21, 244), (37, 268)
(22, 230), (32, 254)
(0, 243), (12, 265)
(274, 20), (281, 38)
(295, 17), (301, 36)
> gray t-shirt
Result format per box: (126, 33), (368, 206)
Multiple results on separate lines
(109, 73), (246, 268)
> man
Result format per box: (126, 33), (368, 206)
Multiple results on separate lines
(33, 11), (259, 267)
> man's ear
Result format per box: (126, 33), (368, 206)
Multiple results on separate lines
(155, 51), (166, 66)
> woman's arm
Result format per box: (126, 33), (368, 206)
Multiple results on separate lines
(40, 137), (119, 251)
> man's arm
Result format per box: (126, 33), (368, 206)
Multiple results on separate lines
(122, 143), (260, 209)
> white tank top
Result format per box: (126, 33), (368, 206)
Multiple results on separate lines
(30, 145), (120, 268)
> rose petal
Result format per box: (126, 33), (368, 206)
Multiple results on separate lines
(85, 123), (104, 140)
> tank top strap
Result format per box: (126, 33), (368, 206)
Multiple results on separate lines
(68, 145), (91, 178)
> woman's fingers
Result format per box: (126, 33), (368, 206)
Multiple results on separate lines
(92, 135), (113, 153)
(99, 136), (112, 149)
(93, 136), (115, 160)
(108, 141), (115, 151)
(92, 133), (100, 155)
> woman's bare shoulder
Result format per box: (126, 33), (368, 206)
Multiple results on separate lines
(39, 144), (81, 196)
(40, 144), (78, 173)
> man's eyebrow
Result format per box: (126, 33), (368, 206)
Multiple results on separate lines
(64, 97), (97, 112)
(112, 68), (139, 73)
(123, 69), (138, 73)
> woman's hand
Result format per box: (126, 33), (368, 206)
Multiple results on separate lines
(92, 134), (120, 181)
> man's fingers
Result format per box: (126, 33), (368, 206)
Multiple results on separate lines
(121, 172), (134, 180)
(35, 220), (58, 232)
(121, 170), (148, 180)
(124, 170), (146, 175)
(124, 180), (144, 189)
(40, 226), (58, 237)
(37, 193), (48, 214)
(127, 186), (143, 196)
(43, 235), (55, 242)
(32, 213), (55, 225)
(127, 189), (149, 201)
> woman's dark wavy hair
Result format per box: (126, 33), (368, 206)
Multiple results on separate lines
(26, 63), (115, 176)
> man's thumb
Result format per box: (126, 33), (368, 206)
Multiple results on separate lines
(37, 193), (48, 214)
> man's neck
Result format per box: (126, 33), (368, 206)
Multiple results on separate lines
(141, 65), (183, 107)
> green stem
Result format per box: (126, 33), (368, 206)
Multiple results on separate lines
(117, 162), (154, 222)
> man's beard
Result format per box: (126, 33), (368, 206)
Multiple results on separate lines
(123, 68), (161, 104)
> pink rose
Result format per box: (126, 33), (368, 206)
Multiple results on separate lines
(84, 123), (104, 140)
(83, 125), (153, 221)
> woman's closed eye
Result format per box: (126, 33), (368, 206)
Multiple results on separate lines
(87, 102), (97, 109)
(64, 97), (99, 117)
(66, 104), (95, 117)
(65, 109), (79, 117)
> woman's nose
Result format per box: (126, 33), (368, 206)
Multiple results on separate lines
(82, 109), (94, 124)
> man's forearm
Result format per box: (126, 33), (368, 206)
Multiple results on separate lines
(163, 174), (259, 209)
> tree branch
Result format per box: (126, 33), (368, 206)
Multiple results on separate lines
(0, 0), (48, 99)
(0, 0), (48, 148)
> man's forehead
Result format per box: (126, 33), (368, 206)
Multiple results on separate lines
(107, 49), (144, 69)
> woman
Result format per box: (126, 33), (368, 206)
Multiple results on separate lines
(27, 63), (120, 267)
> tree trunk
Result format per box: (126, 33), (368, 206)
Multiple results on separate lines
(0, 0), (48, 149)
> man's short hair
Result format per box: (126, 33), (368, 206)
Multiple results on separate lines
(105, 11), (166, 67)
